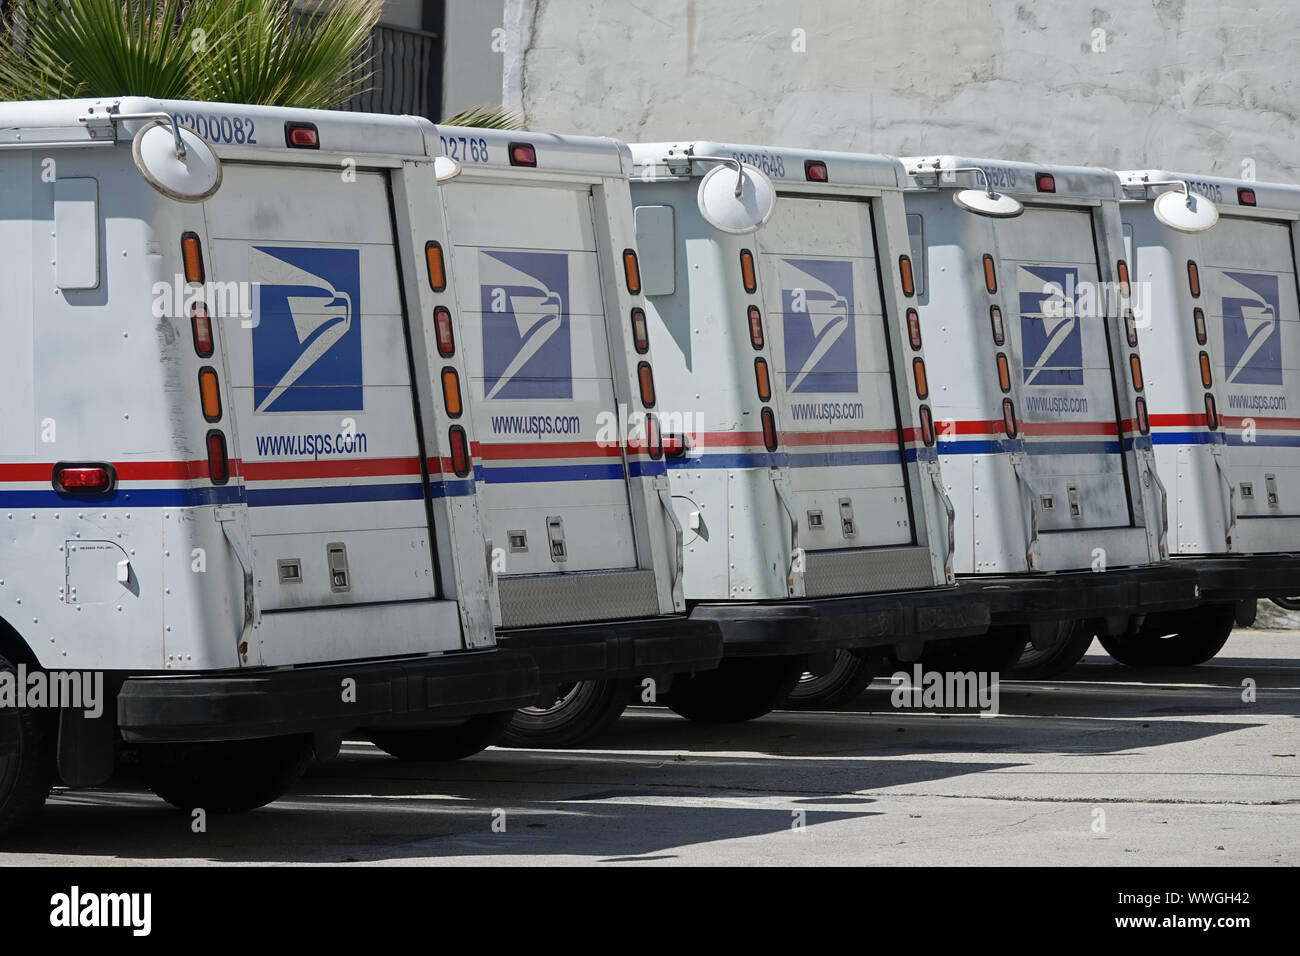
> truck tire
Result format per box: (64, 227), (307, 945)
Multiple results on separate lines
(1271, 596), (1300, 611)
(501, 679), (634, 749)
(0, 653), (56, 838)
(1009, 621), (1096, 679)
(367, 711), (513, 762)
(1099, 603), (1235, 667)
(784, 650), (877, 710)
(138, 734), (314, 813)
(664, 656), (804, 723)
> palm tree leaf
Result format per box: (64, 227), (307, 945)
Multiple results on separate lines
(440, 105), (523, 130)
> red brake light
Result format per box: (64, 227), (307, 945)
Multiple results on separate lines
(646, 414), (663, 460)
(804, 160), (828, 182)
(919, 405), (935, 446)
(1238, 187), (1256, 206)
(761, 406), (779, 452)
(449, 425), (471, 477)
(1125, 310), (1138, 347)
(52, 464), (114, 494)
(206, 431), (230, 484)
(1036, 172), (1056, 192)
(1135, 397), (1150, 435)
(1204, 394), (1219, 430)
(285, 122), (319, 149)
(1002, 399), (1018, 439)
(509, 142), (537, 167)
(434, 306), (455, 357)
(662, 433), (688, 458)
(907, 308), (922, 349)
(1193, 307), (1207, 345)
(989, 305), (1005, 345)
(630, 307), (650, 353)
(748, 305), (764, 349)
(191, 302), (214, 357)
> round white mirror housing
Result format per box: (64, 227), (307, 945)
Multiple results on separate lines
(953, 188), (1024, 218)
(132, 120), (222, 202)
(434, 155), (463, 183)
(697, 161), (777, 234)
(1153, 188), (1219, 232)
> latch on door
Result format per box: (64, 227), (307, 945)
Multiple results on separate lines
(546, 516), (567, 563)
(1066, 483), (1083, 519)
(326, 542), (350, 592)
(1266, 474), (1280, 507)
(838, 497), (856, 538)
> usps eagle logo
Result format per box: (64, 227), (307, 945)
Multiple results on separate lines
(250, 246), (362, 413)
(1019, 265), (1084, 387)
(480, 250), (572, 400)
(781, 258), (857, 394)
(1222, 271), (1283, 386)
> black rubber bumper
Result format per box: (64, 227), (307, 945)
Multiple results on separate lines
(1174, 553), (1300, 602)
(116, 648), (539, 743)
(496, 615), (723, 685)
(686, 586), (990, 658)
(959, 563), (1202, 625)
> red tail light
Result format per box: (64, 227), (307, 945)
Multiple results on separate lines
(907, 308), (922, 349)
(434, 306), (455, 357)
(284, 122), (319, 149)
(1125, 309), (1138, 347)
(1238, 187), (1256, 206)
(646, 414), (662, 459)
(1036, 172), (1056, 192)
(919, 405), (935, 446)
(1002, 399), (1018, 439)
(630, 307), (650, 353)
(449, 425), (471, 476)
(1193, 307), (1207, 345)
(191, 302), (214, 357)
(989, 305), (1005, 345)
(52, 463), (114, 494)
(662, 433), (688, 458)
(508, 142), (537, 167)
(804, 160), (828, 182)
(1204, 394), (1219, 430)
(206, 430), (230, 484)
(1135, 397), (1150, 435)
(748, 305), (765, 349)
(761, 406), (779, 451)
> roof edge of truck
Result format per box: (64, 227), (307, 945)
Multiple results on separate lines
(1118, 168), (1300, 212)
(629, 141), (907, 189)
(902, 154), (1123, 200)
(0, 96), (438, 159)
(430, 126), (632, 177)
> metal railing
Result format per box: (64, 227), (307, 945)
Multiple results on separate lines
(343, 22), (442, 121)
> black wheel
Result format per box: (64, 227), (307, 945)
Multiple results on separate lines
(0, 653), (56, 837)
(784, 650), (877, 710)
(367, 711), (513, 762)
(1099, 603), (1235, 667)
(1234, 599), (1258, 627)
(1009, 621), (1097, 679)
(1271, 596), (1300, 611)
(664, 656), (804, 723)
(501, 679), (634, 749)
(138, 734), (313, 813)
(916, 627), (1026, 674)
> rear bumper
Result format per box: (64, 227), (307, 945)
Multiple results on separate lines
(496, 615), (723, 685)
(687, 586), (990, 658)
(960, 563), (1202, 624)
(117, 648), (539, 743)
(1174, 553), (1300, 602)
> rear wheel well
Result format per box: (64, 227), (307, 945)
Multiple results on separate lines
(0, 618), (39, 668)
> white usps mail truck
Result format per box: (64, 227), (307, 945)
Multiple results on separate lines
(901, 156), (1200, 677)
(629, 142), (989, 716)
(1115, 169), (1300, 664)
(0, 97), (539, 834)
(428, 128), (720, 746)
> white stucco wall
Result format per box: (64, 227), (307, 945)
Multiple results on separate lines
(502, 0), (1300, 181)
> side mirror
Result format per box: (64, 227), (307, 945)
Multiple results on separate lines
(132, 118), (222, 202)
(1152, 185), (1219, 232)
(695, 158), (777, 234)
(434, 155), (463, 183)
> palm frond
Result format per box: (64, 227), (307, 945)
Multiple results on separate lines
(440, 105), (524, 130)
